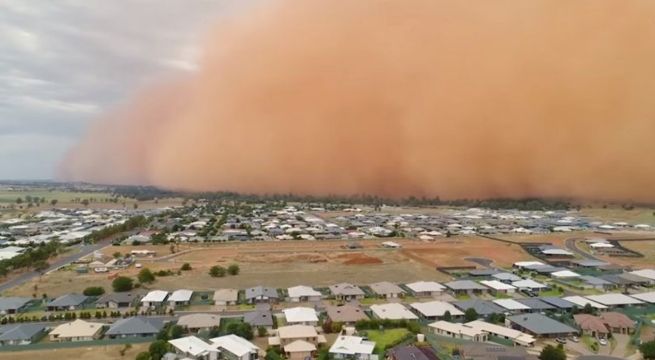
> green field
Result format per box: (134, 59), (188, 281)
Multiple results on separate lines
(0, 189), (113, 204)
(366, 328), (411, 353)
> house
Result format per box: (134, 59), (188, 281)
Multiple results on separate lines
(538, 246), (574, 257)
(0, 297), (31, 314)
(444, 280), (487, 295)
(105, 317), (164, 338)
(453, 300), (504, 317)
(410, 301), (463, 320)
(511, 279), (548, 292)
(49, 319), (105, 342)
(574, 314), (609, 339)
(169, 335), (218, 360)
(169, 289), (193, 308)
(493, 299), (531, 313)
(270, 325), (326, 360)
(428, 321), (487, 342)
(459, 343), (537, 360)
(539, 297), (576, 311)
(245, 286), (279, 304)
(388, 345), (439, 360)
(466, 320), (535, 347)
(47, 293), (88, 311)
(631, 291), (655, 304)
(562, 296), (607, 310)
(370, 303), (418, 320)
(381, 241), (401, 248)
(480, 280), (516, 295)
(244, 310), (274, 330)
(177, 313), (221, 332)
(506, 313), (577, 338)
(405, 281), (445, 297)
(325, 304), (368, 324)
(283, 307), (319, 325)
(599, 312), (635, 335)
(288, 286), (322, 303)
(580, 276), (616, 291)
(211, 334), (260, 360)
(214, 289), (239, 306)
(516, 299), (555, 312)
(141, 290), (168, 308)
(369, 282), (405, 299)
(491, 272), (522, 283)
(329, 283), (365, 301)
(550, 270), (581, 279)
(329, 335), (375, 360)
(0, 324), (46, 346)
(585, 294), (643, 308)
(629, 269), (655, 285)
(95, 292), (138, 309)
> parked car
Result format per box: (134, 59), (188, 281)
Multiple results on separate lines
(570, 336), (580, 343)
(599, 338), (608, 346)
(556, 337), (567, 344)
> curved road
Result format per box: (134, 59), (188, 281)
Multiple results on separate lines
(564, 237), (604, 261)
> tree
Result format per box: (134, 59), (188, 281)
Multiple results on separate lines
(226, 322), (253, 340)
(443, 311), (452, 322)
(170, 325), (184, 339)
(16, 197), (23, 204)
(180, 263), (192, 271)
(113, 252), (122, 259)
(539, 344), (566, 360)
(135, 352), (151, 360)
(257, 326), (268, 337)
(641, 340), (655, 360)
(464, 308), (478, 322)
(227, 264), (240, 276)
(83, 286), (105, 296)
(148, 340), (169, 360)
(138, 268), (156, 284)
(583, 303), (594, 314)
(81, 199), (90, 207)
(209, 265), (226, 277)
(33, 260), (49, 272)
(112, 276), (134, 292)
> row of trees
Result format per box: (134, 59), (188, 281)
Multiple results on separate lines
(0, 241), (62, 277)
(209, 264), (240, 277)
(85, 215), (149, 243)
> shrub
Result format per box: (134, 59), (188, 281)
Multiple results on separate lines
(83, 286), (105, 296)
(180, 263), (192, 271)
(138, 268), (156, 284)
(209, 265), (226, 277)
(112, 276), (134, 292)
(227, 264), (240, 275)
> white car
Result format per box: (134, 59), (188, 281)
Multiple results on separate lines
(599, 338), (608, 346)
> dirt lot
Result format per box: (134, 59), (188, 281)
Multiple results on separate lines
(0, 342), (148, 360)
(4, 237), (536, 296)
(597, 240), (655, 268)
(490, 231), (600, 248)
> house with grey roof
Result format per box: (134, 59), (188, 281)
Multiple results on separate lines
(516, 298), (555, 312)
(507, 313), (577, 338)
(453, 300), (504, 316)
(539, 297), (575, 310)
(444, 280), (487, 295)
(369, 282), (405, 299)
(245, 286), (279, 304)
(47, 293), (89, 311)
(0, 297), (32, 314)
(95, 292), (139, 309)
(244, 310), (274, 330)
(329, 283), (365, 301)
(580, 276), (616, 291)
(388, 345), (439, 360)
(0, 324), (46, 346)
(105, 317), (164, 338)
(491, 272), (522, 283)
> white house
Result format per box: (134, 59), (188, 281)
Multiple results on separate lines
(283, 307), (319, 325)
(169, 289), (193, 308)
(429, 321), (486, 342)
(141, 290), (168, 308)
(480, 280), (516, 295)
(211, 334), (261, 360)
(370, 303), (418, 320)
(287, 286), (322, 303)
(329, 335), (375, 360)
(410, 301), (463, 320)
(405, 281), (446, 297)
(169, 336), (218, 360)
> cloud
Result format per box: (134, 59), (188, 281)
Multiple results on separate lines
(0, 0), (244, 178)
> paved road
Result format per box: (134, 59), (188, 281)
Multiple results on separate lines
(0, 240), (112, 294)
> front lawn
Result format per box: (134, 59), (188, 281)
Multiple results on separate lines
(366, 328), (411, 353)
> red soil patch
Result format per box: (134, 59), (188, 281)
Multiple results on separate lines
(339, 253), (384, 265)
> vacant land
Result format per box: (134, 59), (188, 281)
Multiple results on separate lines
(579, 207), (655, 225)
(2, 237), (536, 296)
(597, 240), (655, 268)
(0, 342), (148, 360)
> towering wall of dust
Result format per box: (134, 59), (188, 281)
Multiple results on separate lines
(60, 0), (655, 201)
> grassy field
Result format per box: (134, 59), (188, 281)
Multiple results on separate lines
(579, 207), (655, 225)
(0, 342), (149, 360)
(366, 329), (411, 353)
(0, 189), (112, 203)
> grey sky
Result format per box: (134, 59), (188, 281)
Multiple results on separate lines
(0, 0), (243, 179)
